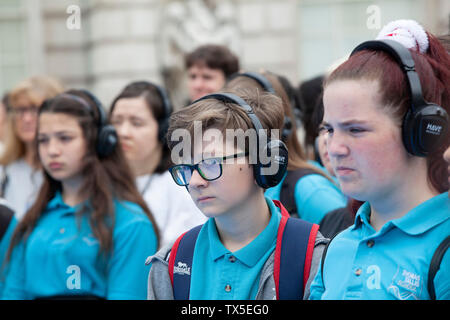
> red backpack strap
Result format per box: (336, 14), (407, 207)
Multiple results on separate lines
(272, 200), (319, 300)
(168, 224), (203, 300)
(168, 231), (187, 286)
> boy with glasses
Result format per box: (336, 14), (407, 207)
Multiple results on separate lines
(147, 89), (328, 300)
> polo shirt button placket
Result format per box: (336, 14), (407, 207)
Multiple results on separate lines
(367, 240), (375, 248)
(228, 255), (236, 263)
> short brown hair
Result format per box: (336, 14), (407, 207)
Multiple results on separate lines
(167, 88), (284, 161)
(185, 44), (240, 78)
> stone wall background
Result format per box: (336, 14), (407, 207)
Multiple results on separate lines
(0, 0), (448, 109)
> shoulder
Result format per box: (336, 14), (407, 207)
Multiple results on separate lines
(113, 200), (152, 228)
(295, 173), (336, 190)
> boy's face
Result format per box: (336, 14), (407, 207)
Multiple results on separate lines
(187, 64), (226, 102)
(187, 134), (259, 218)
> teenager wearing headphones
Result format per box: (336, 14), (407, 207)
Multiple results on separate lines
(309, 20), (450, 300)
(225, 72), (347, 224)
(2, 90), (159, 300)
(109, 81), (206, 247)
(147, 88), (328, 300)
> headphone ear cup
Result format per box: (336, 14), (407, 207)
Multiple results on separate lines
(253, 140), (289, 189)
(402, 104), (449, 157)
(158, 117), (170, 144)
(97, 125), (118, 158)
(402, 108), (417, 156)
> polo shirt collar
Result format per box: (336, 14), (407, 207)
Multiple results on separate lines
(46, 191), (84, 213)
(46, 191), (67, 210)
(352, 193), (450, 235)
(208, 197), (281, 267)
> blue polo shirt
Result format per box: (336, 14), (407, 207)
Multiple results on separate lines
(189, 197), (281, 300)
(2, 192), (157, 300)
(309, 193), (450, 300)
(265, 171), (346, 224)
(0, 215), (18, 297)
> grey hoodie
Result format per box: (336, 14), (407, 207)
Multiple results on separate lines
(147, 232), (328, 300)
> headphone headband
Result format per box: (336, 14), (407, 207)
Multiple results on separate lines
(350, 39), (427, 111)
(193, 92), (265, 133)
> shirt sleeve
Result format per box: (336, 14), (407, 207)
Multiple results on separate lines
(107, 218), (158, 300)
(1, 240), (28, 300)
(295, 174), (347, 224)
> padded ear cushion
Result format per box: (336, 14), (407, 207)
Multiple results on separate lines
(253, 139), (289, 189)
(158, 117), (170, 144)
(97, 125), (118, 158)
(402, 104), (449, 157)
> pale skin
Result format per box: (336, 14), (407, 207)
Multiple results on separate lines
(12, 95), (43, 167)
(188, 136), (270, 252)
(37, 113), (88, 207)
(444, 145), (450, 189)
(322, 79), (438, 231)
(110, 97), (162, 177)
(187, 64), (226, 102)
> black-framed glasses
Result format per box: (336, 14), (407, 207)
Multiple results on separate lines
(169, 152), (248, 186)
(9, 105), (39, 117)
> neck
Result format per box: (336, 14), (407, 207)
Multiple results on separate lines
(131, 145), (162, 177)
(214, 189), (270, 252)
(24, 143), (36, 168)
(61, 175), (86, 207)
(369, 163), (438, 231)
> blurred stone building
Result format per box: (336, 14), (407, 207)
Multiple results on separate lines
(0, 0), (449, 109)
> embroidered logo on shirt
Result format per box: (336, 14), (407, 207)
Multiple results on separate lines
(174, 261), (191, 276)
(388, 268), (422, 300)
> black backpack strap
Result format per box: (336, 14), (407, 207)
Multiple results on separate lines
(0, 204), (14, 241)
(428, 236), (450, 300)
(169, 224), (202, 300)
(280, 169), (317, 218)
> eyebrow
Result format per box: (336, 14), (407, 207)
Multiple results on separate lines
(37, 130), (77, 136)
(322, 119), (370, 127)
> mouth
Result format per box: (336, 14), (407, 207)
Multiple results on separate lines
(197, 196), (215, 203)
(48, 162), (63, 170)
(335, 166), (355, 176)
(120, 143), (132, 151)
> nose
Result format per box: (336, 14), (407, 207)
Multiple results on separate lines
(116, 121), (131, 139)
(326, 131), (349, 159)
(47, 138), (61, 157)
(188, 168), (208, 190)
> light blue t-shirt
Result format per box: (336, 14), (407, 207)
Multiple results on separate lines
(309, 193), (450, 300)
(0, 214), (17, 297)
(1, 192), (157, 300)
(189, 197), (281, 300)
(265, 170), (347, 224)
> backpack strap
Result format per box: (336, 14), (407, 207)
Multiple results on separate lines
(272, 200), (319, 300)
(0, 204), (14, 241)
(280, 169), (317, 218)
(427, 235), (450, 300)
(168, 224), (202, 300)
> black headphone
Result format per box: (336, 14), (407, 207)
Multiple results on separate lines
(193, 92), (289, 188)
(350, 39), (449, 157)
(73, 90), (119, 158)
(229, 72), (293, 141)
